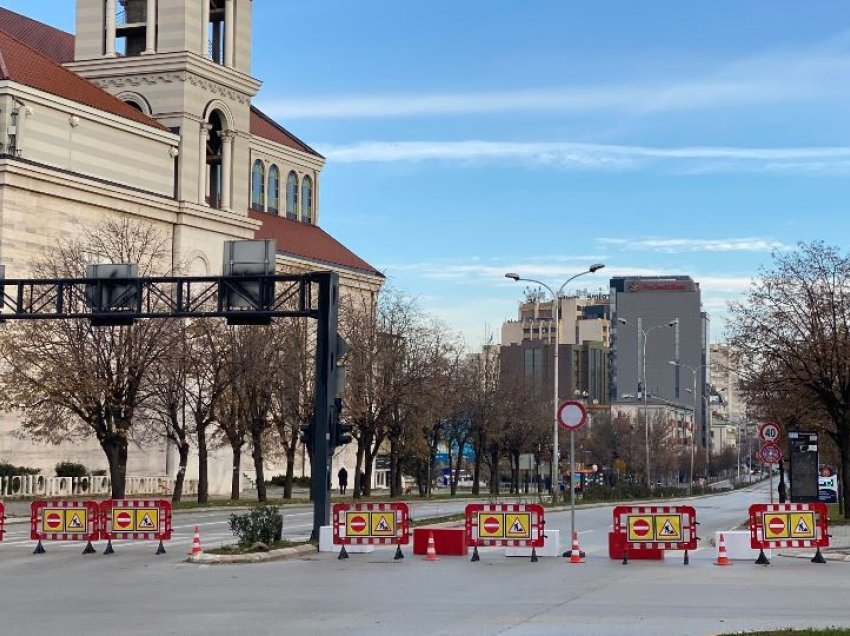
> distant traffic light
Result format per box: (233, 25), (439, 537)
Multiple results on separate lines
(334, 420), (353, 448)
(299, 421), (313, 453)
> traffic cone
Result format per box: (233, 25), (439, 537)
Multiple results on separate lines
(188, 526), (202, 557)
(714, 533), (731, 566)
(424, 531), (438, 561)
(569, 532), (583, 564)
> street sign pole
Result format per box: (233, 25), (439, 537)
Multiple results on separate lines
(558, 400), (587, 556)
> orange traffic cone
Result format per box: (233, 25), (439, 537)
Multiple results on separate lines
(188, 526), (202, 557)
(424, 531), (438, 561)
(569, 532), (583, 564)
(714, 533), (731, 566)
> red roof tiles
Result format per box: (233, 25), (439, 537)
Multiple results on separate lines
(0, 19), (163, 130)
(250, 106), (323, 158)
(0, 7), (74, 64)
(248, 210), (383, 278)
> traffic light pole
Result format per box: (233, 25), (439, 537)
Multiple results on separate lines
(310, 272), (339, 541)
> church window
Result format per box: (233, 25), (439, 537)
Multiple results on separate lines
(251, 160), (265, 211)
(286, 171), (299, 220)
(268, 165), (280, 215)
(301, 175), (314, 225)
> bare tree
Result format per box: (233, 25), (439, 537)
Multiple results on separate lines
(0, 219), (176, 498)
(727, 242), (850, 517)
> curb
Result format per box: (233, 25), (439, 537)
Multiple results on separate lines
(779, 550), (850, 562)
(186, 543), (316, 565)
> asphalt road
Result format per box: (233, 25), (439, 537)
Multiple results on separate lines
(1, 483), (848, 635)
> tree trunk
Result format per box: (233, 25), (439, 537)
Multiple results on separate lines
(231, 443), (242, 500)
(102, 434), (128, 499)
(283, 442), (296, 500)
(252, 423), (267, 502)
(841, 434), (850, 520)
(197, 426), (209, 504)
(354, 444), (364, 500)
(489, 446), (500, 495)
(172, 441), (190, 503)
(472, 439), (484, 495)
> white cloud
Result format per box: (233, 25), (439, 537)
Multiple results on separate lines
(258, 36), (850, 120)
(317, 140), (850, 175)
(597, 237), (789, 253)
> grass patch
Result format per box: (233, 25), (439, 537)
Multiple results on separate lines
(719, 629), (850, 635)
(206, 539), (310, 555)
(826, 504), (850, 526)
(172, 498), (309, 510)
(410, 513), (465, 527)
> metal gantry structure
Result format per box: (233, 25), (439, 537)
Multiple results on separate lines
(0, 270), (341, 540)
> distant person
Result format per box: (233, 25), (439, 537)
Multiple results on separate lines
(337, 466), (348, 495)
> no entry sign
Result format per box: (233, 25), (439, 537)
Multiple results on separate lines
(558, 400), (587, 431)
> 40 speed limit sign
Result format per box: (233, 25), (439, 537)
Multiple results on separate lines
(759, 422), (781, 442)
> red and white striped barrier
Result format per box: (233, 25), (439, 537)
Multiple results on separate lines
(748, 502), (829, 564)
(30, 500), (100, 553)
(612, 505), (698, 563)
(100, 499), (172, 554)
(465, 503), (545, 561)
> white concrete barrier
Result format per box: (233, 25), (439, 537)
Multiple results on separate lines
(716, 530), (771, 560)
(506, 529), (561, 557)
(0, 474), (198, 499)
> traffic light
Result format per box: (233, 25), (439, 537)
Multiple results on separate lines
(299, 421), (313, 452)
(334, 420), (353, 448)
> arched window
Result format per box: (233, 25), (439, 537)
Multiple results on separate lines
(267, 165), (280, 215)
(286, 171), (299, 220)
(301, 175), (314, 224)
(250, 160), (265, 211)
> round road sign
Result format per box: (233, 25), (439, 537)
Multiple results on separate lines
(349, 515), (367, 533)
(115, 511), (132, 529)
(45, 512), (62, 530)
(768, 517), (785, 535)
(632, 518), (651, 538)
(759, 441), (782, 465)
(759, 422), (781, 442)
(558, 400), (587, 431)
(482, 516), (501, 534)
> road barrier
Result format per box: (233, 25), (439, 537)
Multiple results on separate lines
(465, 503), (545, 562)
(30, 500), (100, 554)
(748, 502), (830, 564)
(612, 505), (698, 565)
(332, 502), (410, 560)
(100, 499), (173, 555)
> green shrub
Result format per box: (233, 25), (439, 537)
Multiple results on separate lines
(0, 462), (40, 479)
(267, 474), (310, 488)
(229, 504), (283, 547)
(55, 462), (88, 478)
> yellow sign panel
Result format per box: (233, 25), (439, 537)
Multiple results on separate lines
(505, 513), (532, 539)
(65, 509), (87, 533)
(345, 511), (371, 536)
(136, 509), (158, 532)
(790, 512), (816, 539)
(627, 515), (655, 542)
(763, 513), (790, 540)
(654, 515), (682, 541)
(42, 509), (66, 533)
(478, 513), (505, 539)
(370, 512), (395, 536)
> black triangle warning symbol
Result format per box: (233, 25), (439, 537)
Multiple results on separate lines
(510, 518), (525, 534)
(659, 520), (677, 537)
(375, 516), (390, 532)
(139, 513), (155, 530)
(795, 518), (809, 533)
(68, 513), (83, 529)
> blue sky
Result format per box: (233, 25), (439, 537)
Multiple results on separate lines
(10, 1), (850, 347)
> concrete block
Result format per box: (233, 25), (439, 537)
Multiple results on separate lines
(506, 530), (560, 557)
(717, 530), (771, 560)
(318, 525), (374, 553)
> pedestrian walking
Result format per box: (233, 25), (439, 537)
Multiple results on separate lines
(337, 466), (348, 495)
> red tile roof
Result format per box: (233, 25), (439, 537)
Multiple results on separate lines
(0, 8), (74, 63)
(0, 21), (163, 130)
(249, 210), (383, 278)
(250, 106), (323, 159)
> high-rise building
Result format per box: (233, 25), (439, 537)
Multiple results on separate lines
(610, 276), (710, 447)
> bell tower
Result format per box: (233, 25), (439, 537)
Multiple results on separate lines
(67, 0), (261, 214)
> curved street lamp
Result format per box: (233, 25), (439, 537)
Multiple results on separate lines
(504, 263), (605, 552)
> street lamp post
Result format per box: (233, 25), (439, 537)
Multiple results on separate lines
(505, 264), (605, 537)
(619, 318), (677, 487)
(671, 361), (711, 488)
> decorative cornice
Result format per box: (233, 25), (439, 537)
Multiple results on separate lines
(91, 72), (250, 105)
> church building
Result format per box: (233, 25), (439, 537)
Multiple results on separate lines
(0, 1), (383, 493)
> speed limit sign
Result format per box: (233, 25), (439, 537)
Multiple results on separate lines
(759, 422), (781, 442)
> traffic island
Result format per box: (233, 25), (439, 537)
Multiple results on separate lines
(186, 543), (315, 565)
